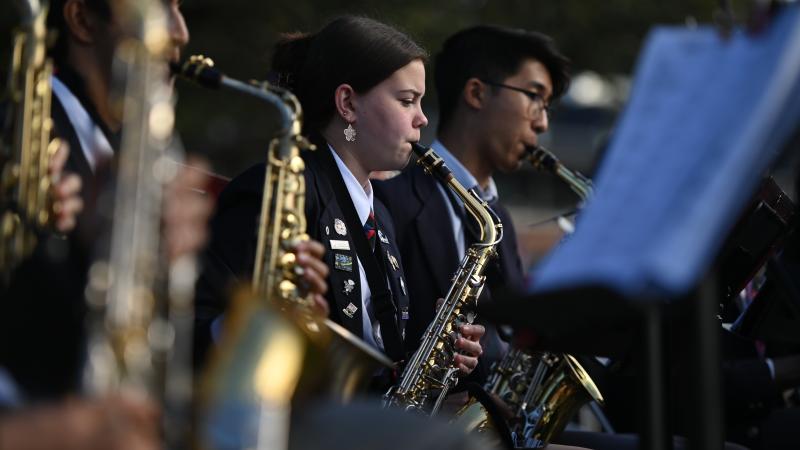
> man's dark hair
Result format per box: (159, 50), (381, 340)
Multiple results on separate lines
(47, 0), (112, 66)
(434, 25), (570, 133)
(271, 15), (428, 133)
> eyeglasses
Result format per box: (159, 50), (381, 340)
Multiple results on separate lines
(480, 79), (551, 119)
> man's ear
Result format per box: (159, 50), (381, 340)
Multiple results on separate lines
(334, 83), (358, 124)
(463, 77), (488, 110)
(62, 0), (100, 45)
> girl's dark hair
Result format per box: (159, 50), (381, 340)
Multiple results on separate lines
(434, 25), (570, 133)
(270, 16), (428, 132)
(47, 0), (112, 66)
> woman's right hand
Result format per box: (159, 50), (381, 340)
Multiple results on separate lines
(295, 239), (330, 316)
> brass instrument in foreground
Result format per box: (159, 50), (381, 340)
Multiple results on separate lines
(173, 56), (391, 450)
(384, 142), (503, 415)
(1, 0), (58, 278)
(82, 1), (194, 447)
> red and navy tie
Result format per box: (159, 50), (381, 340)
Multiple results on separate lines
(364, 209), (377, 251)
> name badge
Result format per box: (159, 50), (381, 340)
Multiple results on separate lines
(330, 239), (350, 251)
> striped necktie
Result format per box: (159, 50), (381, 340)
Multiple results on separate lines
(363, 209), (377, 251)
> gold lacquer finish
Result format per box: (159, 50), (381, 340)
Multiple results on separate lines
(453, 148), (602, 447)
(1, 0), (58, 278)
(384, 143), (503, 416)
(174, 56), (391, 450)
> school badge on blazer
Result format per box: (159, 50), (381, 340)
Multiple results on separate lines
(334, 253), (353, 272)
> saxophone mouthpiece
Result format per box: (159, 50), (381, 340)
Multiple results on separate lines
(411, 142), (428, 158)
(171, 55), (223, 89)
(412, 142), (453, 183)
(526, 145), (559, 173)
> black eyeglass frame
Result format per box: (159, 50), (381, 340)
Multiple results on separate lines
(480, 79), (553, 117)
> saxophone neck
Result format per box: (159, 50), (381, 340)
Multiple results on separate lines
(171, 55), (299, 138)
(411, 143), (502, 247)
(526, 145), (594, 202)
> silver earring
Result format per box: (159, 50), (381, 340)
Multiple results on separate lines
(344, 123), (357, 142)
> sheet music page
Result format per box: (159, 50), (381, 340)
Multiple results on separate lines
(531, 5), (800, 298)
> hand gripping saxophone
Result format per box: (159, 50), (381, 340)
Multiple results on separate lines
(0, 0), (59, 278)
(172, 56), (391, 450)
(383, 143), (503, 416)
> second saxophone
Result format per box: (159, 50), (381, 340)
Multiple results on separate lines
(383, 142), (503, 415)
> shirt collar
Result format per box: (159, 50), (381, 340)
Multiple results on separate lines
(431, 139), (499, 203)
(329, 144), (373, 224)
(51, 75), (115, 173)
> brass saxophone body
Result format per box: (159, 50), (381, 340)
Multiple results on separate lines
(174, 56), (390, 450)
(1, 0), (59, 278)
(384, 143), (503, 416)
(515, 146), (603, 448)
(82, 1), (193, 446)
(453, 146), (603, 448)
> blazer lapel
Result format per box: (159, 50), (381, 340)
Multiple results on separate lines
(411, 166), (460, 297)
(306, 149), (364, 338)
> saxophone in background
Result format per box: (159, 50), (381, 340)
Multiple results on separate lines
(453, 145), (603, 448)
(173, 55), (392, 450)
(1, 0), (59, 279)
(384, 142), (503, 416)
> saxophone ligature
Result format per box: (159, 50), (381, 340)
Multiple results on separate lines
(383, 142), (503, 416)
(173, 55), (392, 450)
(1, 0), (59, 279)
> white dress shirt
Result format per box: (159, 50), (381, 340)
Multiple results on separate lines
(430, 140), (499, 259)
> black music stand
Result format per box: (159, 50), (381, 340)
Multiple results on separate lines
(482, 5), (800, 450)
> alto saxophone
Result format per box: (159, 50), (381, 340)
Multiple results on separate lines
(1, 0), (59, 279)
(453, 146), (603, 448)
(384, 142), (503, 415)
(173, 56), (391, 450)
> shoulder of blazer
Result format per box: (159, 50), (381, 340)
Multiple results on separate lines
(374, 164), (435, 224)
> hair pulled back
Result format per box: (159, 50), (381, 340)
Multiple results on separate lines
(271, 15), (427, 132)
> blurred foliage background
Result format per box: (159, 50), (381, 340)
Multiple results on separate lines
(4, 0), (773, 265)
